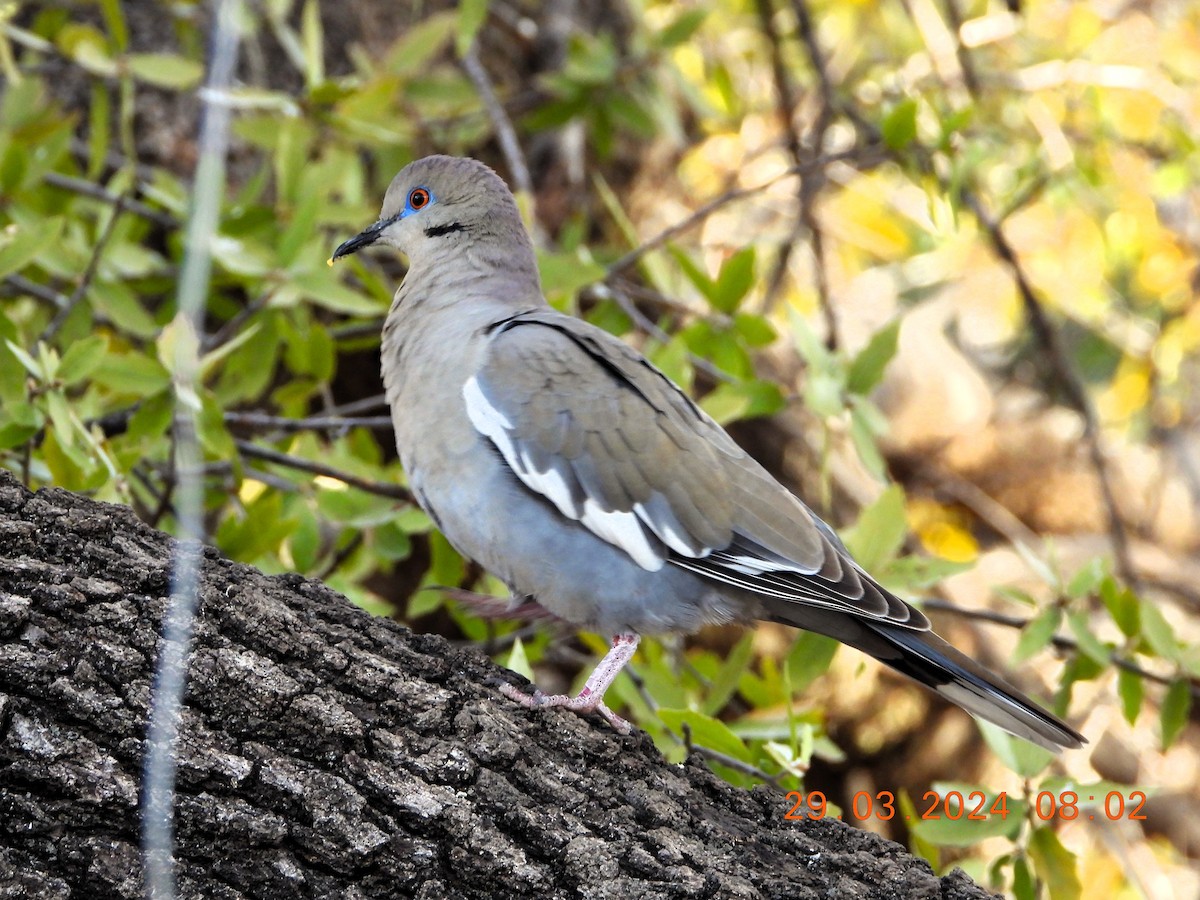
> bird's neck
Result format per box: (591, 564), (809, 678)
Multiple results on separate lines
(396, 242), (544, 317)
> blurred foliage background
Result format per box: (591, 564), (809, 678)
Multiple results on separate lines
(1, 0), (1198, 896)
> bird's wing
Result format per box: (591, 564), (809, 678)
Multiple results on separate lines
(466, 310), (925, 628)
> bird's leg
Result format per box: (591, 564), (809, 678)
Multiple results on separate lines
(499, 633), (640, 734)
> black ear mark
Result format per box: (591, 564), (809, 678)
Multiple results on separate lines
(425, 223), (468, 238)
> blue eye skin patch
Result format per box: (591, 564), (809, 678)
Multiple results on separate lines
(329, 187), (440, 263)
(401, 187), (435, 218)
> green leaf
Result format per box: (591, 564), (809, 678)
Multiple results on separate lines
(698, 382), (748, 425)
(878, 554), (971, 593)
(200, 323), (263, 379)
(288, 506), (321, 572)
(384, 11), (456, 76)
(658, 708), (751, 762)
(504, 636), (535, 682)
(1099, 577), (1140, 638)
(0, 313), (25, 405)
(373, 521), (412, 562)
(1012, 605), (1061, 664)
(537, 248), (605, 303)
(909, 786), (1023, 847)
(881, 98), (918, 150)
(0, 417), (39, 450)
(700, 379), (782, 424)
(785, 631), (838, 695)
(216, 491), (296, 563)
(842, 484), (906, 572)
(1116, 668), (1142, 725)
(803, 370), (844, 419)
(1139, 599), (1179, 662)
(711, 247), (755, 313)
(1066, 557), (1105, 598)
(126, 53), (204, 89)
(44, 390), (77, 453)
(657, 9), (707, 47)
(1066, 610), (1110, 666)
(42, 422), (87, 490)
(0, 217), (64, 280)
(979, 721), (1053, 777)
(702, 631), (755, 715)
(125, 391), (172, 443)
(1011, 855), (1036, 900)
(59, 24), (118, 77)
(197, 393), (236, 458)
(292, 268), (383, 315)
(91, 353), (171, 395)
(1160, 678), (1191, 750)
(317, 486), (400, 527)
(733, 312), (776, 347)
(670, 246), (719, 305)
(846, 319), (901, 396)
(1028, 826), (1081, 900)
(423, 530), (465, 591)
(89, 281), (161, 338)
(4, 340), (44, 380)
(57, 335), (109, 386)
(455, 0), (490, 57)
(300, 0), (324, 87)
(849, 402), (887, 480)
(212, 234), (275, 277)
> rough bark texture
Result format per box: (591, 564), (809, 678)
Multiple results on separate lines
(0, 472), (995, 899)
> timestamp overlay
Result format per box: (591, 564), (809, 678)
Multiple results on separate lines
(783, 789), (1148, 823)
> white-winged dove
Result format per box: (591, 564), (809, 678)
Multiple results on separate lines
(332, 155), (1085, 751)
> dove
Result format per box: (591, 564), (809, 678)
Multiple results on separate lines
(331, 155), (1084, 751)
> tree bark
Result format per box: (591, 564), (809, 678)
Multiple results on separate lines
(0, 472), (994, 899)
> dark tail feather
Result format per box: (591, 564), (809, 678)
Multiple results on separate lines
(874, 623), (1085, 751)
(768, 607), (1085, 751)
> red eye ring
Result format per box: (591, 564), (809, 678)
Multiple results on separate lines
(408, 188), (430, 210)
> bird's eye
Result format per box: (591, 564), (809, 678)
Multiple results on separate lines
(408, 188), (431, 210)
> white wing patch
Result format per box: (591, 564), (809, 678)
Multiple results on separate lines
(709, 552), (816, 577)
(464, 375), (667, 572)
(580, 499), (663, 570)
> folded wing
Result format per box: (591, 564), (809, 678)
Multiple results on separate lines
(465, 310), (926, 630)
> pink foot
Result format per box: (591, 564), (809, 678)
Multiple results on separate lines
(499, 633), (640, 734)
(499, 683), (632, 733)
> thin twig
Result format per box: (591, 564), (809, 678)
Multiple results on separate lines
(962, 190), (1138, 590)
(203, 294), (270, 352)
(329, 320), (387, 342)
(44, 171), (176, 228)
(605, 150), (879, 278)
(760, 0), (839, 341)
(321, 393), (390, 417)
(922, 599), (1198, 700)
(914, 462), (1042, 549)
(41, 195), (128, 342)
(681, 722), (786, 789)
(224, 411), (394, 432)
(313, 531), (364, 581)
(233, 439), (412, 501)
(581, 282), (734, 384)
(939, 0), (981, 97)
(754, 0), (805, 317)
(461, 44), (546, 246)
(2, 274), (69, 308)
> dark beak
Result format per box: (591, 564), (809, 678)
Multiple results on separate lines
(329, 215), (396, 263)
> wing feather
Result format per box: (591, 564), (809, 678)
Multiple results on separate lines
(465, 310), (930, 631)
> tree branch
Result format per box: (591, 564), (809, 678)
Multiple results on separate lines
(0, 472), (996, 898)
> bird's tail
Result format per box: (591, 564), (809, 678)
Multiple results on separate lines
(769, 607), (1085, 751)
(868, 622), (1085, 751)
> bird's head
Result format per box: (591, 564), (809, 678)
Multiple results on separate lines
(329, 155), (526, 265)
